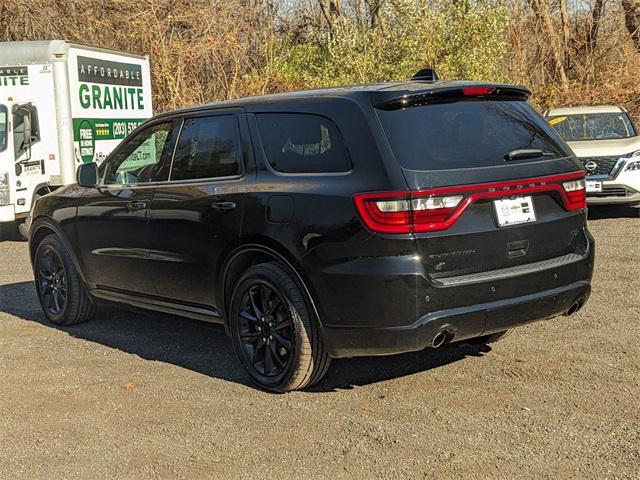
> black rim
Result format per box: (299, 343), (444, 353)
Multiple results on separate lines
(237, 282), (293, 377)
(37, 247), (67, 317)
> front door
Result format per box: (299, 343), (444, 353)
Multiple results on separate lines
(13, 103), (48, 214)
(147, 112), (246, 309)
(76, 120), (178, 295)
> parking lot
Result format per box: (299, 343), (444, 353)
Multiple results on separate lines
(0, 207), (638, 479)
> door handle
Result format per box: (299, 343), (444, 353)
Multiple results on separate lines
(127, 200), (148, 211)
(210, 201), (236, 211)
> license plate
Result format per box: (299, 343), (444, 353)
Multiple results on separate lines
(494, 196), (536, 227)
(586, 180), (602, 193)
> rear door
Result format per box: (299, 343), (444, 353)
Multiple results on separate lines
(374, 94), (588, 293)
(147, 111), (246, 310)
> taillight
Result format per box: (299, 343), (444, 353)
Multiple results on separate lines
(562, 178), (586, 211)
(353, 193), (411, 233)
(353, 192), (465, 234)
(354, 172), (586, 234)
(411, 195), (464, 230)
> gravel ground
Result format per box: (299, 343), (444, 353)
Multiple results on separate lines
(0, 207), (639, 479)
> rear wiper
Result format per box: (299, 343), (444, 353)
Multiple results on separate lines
(504, 149), (554, 161)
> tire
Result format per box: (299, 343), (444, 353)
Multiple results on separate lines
(34, 234), (96, 325)
(18, 220), (29, 241)
(464, 329), (514, 345)
(229, 262), (330, 392)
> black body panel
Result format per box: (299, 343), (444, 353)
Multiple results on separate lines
(29, 78), (595, 360)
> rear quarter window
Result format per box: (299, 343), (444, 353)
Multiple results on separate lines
(256, 113), (351, 174)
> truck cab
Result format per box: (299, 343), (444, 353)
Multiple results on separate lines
(0, 99), (52, 229)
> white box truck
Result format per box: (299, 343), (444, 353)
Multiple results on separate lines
(0, 40), (153, 237)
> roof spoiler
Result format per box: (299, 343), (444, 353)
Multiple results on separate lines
(374, 84), (532, 110)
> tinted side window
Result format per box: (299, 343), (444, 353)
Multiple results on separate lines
(170, 115), (240, 181)
(103, 121), (175, 185)
(256, 113), (351, 174)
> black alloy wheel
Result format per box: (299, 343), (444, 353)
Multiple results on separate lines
(33, 234), (96, 325)
(237, 282), (293, 377)
(229, 262), (330, 392)
(36, 245), (68, 317)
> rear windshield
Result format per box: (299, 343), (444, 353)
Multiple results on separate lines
(377, 100), (566, 171)
(546, 112), (636, 141)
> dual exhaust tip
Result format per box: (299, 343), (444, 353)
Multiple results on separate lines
(431, 298), (585, 349)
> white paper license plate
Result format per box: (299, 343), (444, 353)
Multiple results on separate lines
(494, 196), (536, 227)
(586, 180), (602, 193)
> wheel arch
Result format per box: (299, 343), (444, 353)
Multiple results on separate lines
(33, 182), (52, 197)
(29, 218), (92, 288)
(219, 241), (324, 336)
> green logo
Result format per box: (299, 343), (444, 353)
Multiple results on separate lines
(78, 119), (95, 163)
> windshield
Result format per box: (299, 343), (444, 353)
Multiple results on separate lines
(0, 105), (7, 152)
(547, 112), (637, 141)
(377, 100), (566, 171)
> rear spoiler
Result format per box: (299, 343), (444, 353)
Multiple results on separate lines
(374, 84), (532, 110)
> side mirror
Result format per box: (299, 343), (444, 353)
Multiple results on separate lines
(23, 112), (32, 148)
(13, 106), (32, 161)
(77, 162), (99, 188)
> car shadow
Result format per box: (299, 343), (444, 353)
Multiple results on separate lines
(588, 205), (640, 219)
(0, 280), (491, 392)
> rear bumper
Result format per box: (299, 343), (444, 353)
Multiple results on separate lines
(587, 192), (640, 205)
(325, 281), (591, 358)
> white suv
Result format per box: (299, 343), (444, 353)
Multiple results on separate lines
(545, 106), (640, 207)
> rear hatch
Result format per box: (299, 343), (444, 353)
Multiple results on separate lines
(366, 85), (588, 287)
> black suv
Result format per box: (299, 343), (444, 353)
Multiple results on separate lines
(29, 73), (594, 391)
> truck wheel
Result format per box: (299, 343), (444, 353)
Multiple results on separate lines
(34, 234), (96, 325)
(18, 220), (29, 241)
(0, 221), (20, 241)
(229, 262), (330, 392)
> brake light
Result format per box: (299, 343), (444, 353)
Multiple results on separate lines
(354, 172), (586, 234)
(353, 192), (466, 234)
(462, 86), (496, 96)
(562, 179), (586, 210)
(353, 193), (411, 233)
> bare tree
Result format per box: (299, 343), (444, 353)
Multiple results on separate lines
(622, 0), (640, 52)
(530, 0), (569, 91)
(587, 0), (605, 51)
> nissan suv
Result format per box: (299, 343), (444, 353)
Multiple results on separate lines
(29, 73), (594, 391)
(545, 106), (640, 206)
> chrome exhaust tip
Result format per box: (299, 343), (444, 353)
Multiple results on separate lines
(431, 331), (448, 349)
(565, 300), (583, 316)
